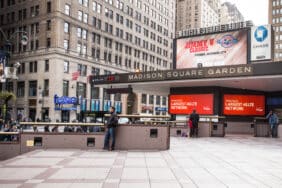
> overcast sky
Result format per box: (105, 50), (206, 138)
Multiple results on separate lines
(222, 0), (268, 26)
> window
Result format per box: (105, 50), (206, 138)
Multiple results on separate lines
(43, 79), (49, 96)
(64, 22), (69, 33)
(46, 38), (51, 48)
(91, 86), (99, 99)
(93, 1), (102, 13)
(149, 95), (154, 104)
(45, 59), (49, 72)
(142, 94), (147, 104)
(78, 64), (87, 76)
(29, 61), (37, 73)
(63, 80), (69, 96)
(65, 4), (70, 15)
(17, 81), (25, 97)
(7, 82), (13, 92)
(77, 82), (86, 98)
(91, 67), (100, 75)
(77, 43), (81, 53)
(83, 13), (88, 23)
(64, 39), (69, 50)
(47, 20), (51, 30)
(82, 44), (87, 55)
(78, 11), (83, 21)
(77, 27), (82, 38)
(83, 0), (88, 7)
(156, 96), (160, 105)
(47, 1), (51, 13)
(162, 97), (167, 106)
(64, 61), (69, 73)
(29, 81), (37, 96)
(82, 29), (87, 39)
(17, 63), (25, 74)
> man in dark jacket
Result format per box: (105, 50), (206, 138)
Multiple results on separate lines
(103, 106), (118, 151)
(189, 109), (200, 137)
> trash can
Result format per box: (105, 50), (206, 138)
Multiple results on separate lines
(211, 123), (226, 137)
(254, 123), (270, 137)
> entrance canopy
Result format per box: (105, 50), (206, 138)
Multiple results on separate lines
(89, 62), (282, 95)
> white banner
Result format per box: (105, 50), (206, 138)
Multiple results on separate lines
(251, 25), (272, 61)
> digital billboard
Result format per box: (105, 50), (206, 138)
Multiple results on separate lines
(169, 94), (214, 115)
(223, 95), (265, 116)
(176, 30), (247, 69)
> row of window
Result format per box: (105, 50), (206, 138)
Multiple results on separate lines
(65, 3), (170, 37)
(3, 80), (49, 98)
(142, 94), (167, 106)
(0, 2), (51, 24)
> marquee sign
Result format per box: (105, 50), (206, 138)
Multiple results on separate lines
(90, 64), (253, 85)
(89, 62), (282, 85)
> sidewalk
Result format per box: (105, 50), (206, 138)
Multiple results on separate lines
(0, 136), (282, 188)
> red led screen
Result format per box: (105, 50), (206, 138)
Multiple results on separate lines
(223, 95), (265, 115)
(169, 94), (214, 115)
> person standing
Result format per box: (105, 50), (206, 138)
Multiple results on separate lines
(103, 106), (118, 151)
(266, 110), (279, 138)
(189, 109), (200, 137)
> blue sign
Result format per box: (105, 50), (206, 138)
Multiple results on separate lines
(155, 107), (167, 112)
(54, 95), (78, 105)
(254, 26), (268, 42)
(55, 107), (77, 111)
(81, 99), (87, 111)
(91, 99), (100, 111)
(115, 101), (122, 113)
(103, 100), (111, 111)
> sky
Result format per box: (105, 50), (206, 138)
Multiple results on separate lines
(222, 0), (268, 26)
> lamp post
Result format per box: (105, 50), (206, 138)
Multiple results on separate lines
(38, 86), (45, 121)
(0, 28), (28, 120)
(0, 28), (28, 90)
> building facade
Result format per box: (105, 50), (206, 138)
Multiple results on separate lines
(219, 2), (244, 25)
(0, 0), (175, 122)
(176, 0), (220, 32)
(269, 0), (282, 61)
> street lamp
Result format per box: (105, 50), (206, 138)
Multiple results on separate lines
(38, 86), (45, 121)
(0, 28), (28, 90)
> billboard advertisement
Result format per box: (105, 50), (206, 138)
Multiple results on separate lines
(169, 94), (214, 115)
(223, 95), (265, 116)
(176, 30), (247, 69)
(251, 25), (272, 61)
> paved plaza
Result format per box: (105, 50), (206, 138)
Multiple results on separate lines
(0, 136), (282, 188)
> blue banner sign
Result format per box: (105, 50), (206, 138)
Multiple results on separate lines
(54, 95), (77, 105)
(81, 99), (87, 111)
(155, 107), (167, 112)
(55, 107), (77, 111)
(103, 100), (111, 111)
(115, 101), (122, 113)
(91, 99), (100, 111)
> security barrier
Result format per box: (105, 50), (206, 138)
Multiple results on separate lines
(0, 120), (170, 160)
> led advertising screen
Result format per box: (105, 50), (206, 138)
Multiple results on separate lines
(223, 95), (265, 116)
(176, 30), (247, 69)
(169, 94), (214, 115)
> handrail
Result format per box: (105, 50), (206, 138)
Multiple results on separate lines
(105, 114), (171, 118)
(19, 122), (104, 126)
(0, 132), (19, 135)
